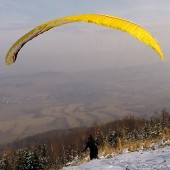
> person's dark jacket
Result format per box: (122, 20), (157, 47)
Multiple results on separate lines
(83, 135), (98, 160)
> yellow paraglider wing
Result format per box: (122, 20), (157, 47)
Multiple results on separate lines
(5, 13), (164, 65)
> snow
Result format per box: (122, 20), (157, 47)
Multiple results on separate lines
(63, 145), (170, 170)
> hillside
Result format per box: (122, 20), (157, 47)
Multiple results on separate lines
(63, 145), (170, 170)
(0, 111), (169, 169)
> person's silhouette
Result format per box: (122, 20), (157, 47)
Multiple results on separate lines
(83, 135), (98, 160)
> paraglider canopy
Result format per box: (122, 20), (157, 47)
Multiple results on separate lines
(5, 13), (164, 65)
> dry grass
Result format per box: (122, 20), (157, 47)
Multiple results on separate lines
(96, 128), (170, 159)
(99, 143), (116, 157)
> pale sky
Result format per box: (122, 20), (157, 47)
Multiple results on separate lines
(1, 0), (170, 75)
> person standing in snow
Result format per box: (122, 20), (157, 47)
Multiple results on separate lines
(83, 135), (99, 160)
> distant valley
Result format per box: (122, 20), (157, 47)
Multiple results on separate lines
(0, 63), (170, 144)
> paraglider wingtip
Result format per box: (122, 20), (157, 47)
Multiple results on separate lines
(161, 55), (164, 62)
(158, 50), (164, 62)
(5, 56), (14, 65)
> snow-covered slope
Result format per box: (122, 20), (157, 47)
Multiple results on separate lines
(63, 146), (170, 170)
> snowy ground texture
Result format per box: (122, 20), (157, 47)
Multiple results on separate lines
(63, 145), (170, 170)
